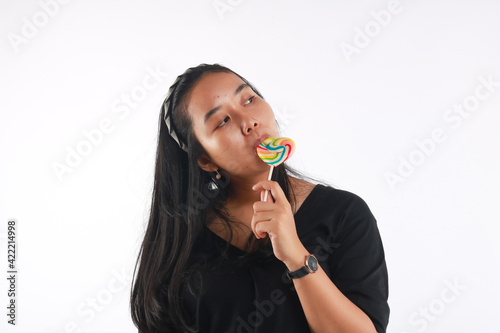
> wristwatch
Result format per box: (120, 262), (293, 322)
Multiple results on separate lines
(286, 254), (318, 279)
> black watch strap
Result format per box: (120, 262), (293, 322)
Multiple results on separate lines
(286, 254), (318, 280)
(286, 266), (311, 279)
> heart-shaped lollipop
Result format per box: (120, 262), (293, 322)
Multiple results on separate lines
(256, 137), (295, 201)
(256, 137), (295, 166)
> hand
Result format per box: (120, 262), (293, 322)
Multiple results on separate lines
(251, 180), (308, 268)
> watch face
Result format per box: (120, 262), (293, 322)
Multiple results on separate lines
(307, 255), (318, 272)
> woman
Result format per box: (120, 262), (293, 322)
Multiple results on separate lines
(130, 63), (389, 332)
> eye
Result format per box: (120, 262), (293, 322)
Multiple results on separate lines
(217, 116), (229, 128)
(244, 95), (256, 105)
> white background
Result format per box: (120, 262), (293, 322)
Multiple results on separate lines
(1, 0), (499, 332)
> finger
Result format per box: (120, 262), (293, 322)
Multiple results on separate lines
(253, 200), (275, 213)
(252, 180), (272, 192)
(253, 211), (275, 223)
(251, 215), (270, 239)
(253, 180), (285, 203)
(254, 220), (275, 240)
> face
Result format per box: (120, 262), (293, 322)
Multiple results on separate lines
(187, 71), (280, 177)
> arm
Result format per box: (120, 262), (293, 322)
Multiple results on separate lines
(285, 192), (389, 333)
(252, 182), (389, 332)
(284, 247), (378, 333)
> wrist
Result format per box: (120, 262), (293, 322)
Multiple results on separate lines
(284, 247), (310, 271)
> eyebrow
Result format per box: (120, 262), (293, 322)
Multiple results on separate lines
(204, 83), (249, 124)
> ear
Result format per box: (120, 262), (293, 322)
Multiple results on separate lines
(197, 154), (218, 173)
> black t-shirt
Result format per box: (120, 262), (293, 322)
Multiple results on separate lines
(180, 184), (390, 333)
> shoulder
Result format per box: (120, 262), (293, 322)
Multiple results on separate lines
(321, 184), (377, 227)
(306, 182), (374, 218)
(295, 182), (378, 238)
(290, 177), (369, 212)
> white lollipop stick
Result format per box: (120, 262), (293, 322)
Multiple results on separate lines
(263, 165), (274, 202)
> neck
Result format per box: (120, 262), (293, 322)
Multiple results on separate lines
(225, 170), (274, 210)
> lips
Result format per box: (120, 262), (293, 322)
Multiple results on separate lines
(254, 134), (271, 149)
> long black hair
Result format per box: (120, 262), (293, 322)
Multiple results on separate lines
(130, 63), (307, 332)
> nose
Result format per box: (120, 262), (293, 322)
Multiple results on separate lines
(242, 116), (259, 135)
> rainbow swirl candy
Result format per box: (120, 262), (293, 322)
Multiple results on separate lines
(256, 137), (295, 166)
